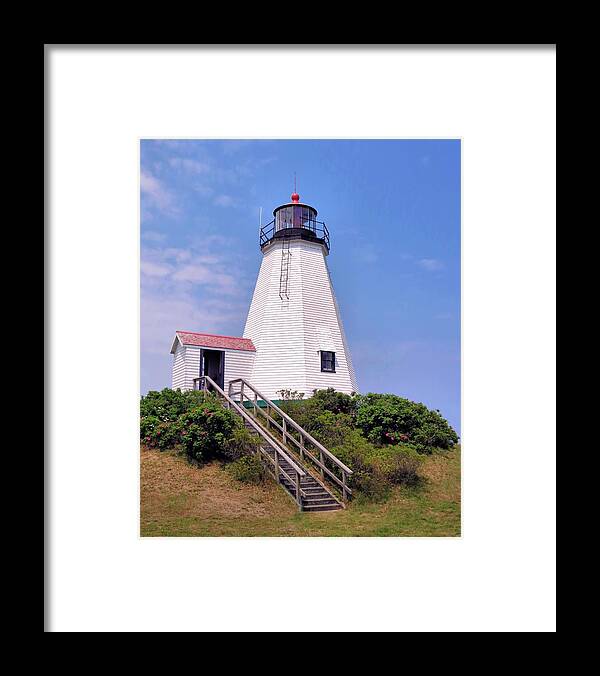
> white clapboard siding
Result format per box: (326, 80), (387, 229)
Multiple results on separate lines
(171, 342), (187, 390)
(243, 239), (358, 400)
(171, 342), (255, 392)
(300, 242), (359, 395)
(223, 349), (255, 389)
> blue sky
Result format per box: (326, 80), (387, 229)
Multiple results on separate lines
(141, 139), (461, 433)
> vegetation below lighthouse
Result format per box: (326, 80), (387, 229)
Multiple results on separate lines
(140, 387), (459, 535)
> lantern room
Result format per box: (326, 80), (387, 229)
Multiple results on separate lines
(260, 192), (330, 253)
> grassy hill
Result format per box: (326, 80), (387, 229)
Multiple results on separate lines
(140, 444), (461, 537)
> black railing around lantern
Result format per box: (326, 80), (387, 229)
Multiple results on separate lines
(259, 218), (330, 252)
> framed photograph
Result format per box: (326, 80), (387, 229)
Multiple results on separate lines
(140, 138), (461, 536)
(46, 45), (556, 632)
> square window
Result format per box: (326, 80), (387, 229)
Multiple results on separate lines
(321, 350), (336, 373)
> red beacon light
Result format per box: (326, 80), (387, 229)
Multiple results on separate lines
(291, 192), (300, 203)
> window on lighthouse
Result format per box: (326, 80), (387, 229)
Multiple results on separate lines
(321, 351), (336, 373)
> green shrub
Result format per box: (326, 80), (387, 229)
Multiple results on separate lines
(140, 415), (161, 444)
(331, 430), (423, 499)
(310, 388), (357, 416)
(352, 467), (392, 503)
(140, 388), (208, 423)
(278, 389), (432, 500)
(279, 388), (357, 439)
(140, 388), (212, 451)
(226, 454), (268, 485)
(355, 393), (458, 453)
(180, 398), (240, 464)
(223, 427), (262, 461)
(369, 445), (423, 488)
(140, 415), (182, 451)
(309, 411), (355, 448)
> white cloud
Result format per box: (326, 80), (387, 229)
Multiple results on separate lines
(418, 258), (444, 271)
(168, 157), (210, 174)
(213, 194), (236, 208)
(140, 171), (178, 215)
(141, 291), (245, 356)
(141, 260), (171, 277)
(142, 230), (166, 242)
(141, 238), (241, 300)
(141, 238), (250, 372)
(172, 264), (212, 284)
(163, 248), (191, 263)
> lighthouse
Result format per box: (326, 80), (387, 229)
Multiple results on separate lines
(170, 190), (357, 400)
(243, 191), (357, 399)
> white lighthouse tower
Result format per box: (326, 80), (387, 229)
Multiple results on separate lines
(242, 190), (357, 399)
(170, 189), (357, 400)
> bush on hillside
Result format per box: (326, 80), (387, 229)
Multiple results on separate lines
(355, 393), (458, 454)
(277, 388), (441, 500)
(140, 388), (207, 423)
(330, 429), (423, 498)
(310, 388), (358, 416)
(179, 398), (240, 464)
(140, 383), (456, 502)
(140, 415), (183, 451)
(223, 426), (262, 461)
(279, 388), (357, 436)
(308, 411), (355, 449)
(226, 454), (268, 485)
(140, 388), (213, 451)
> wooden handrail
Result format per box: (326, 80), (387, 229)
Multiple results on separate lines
(230, 379), (353, 475)
(228, 378), (353, 501)
(193, 376), (307, 509)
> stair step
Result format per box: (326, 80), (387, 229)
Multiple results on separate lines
(303, 504), (343, 512)
(305, 497), (333, 502)
(302, 496), (338, 505)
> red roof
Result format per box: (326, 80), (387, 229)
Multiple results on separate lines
(176, 331), (256, 352)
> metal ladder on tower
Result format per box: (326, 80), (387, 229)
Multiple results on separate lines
(279, 237), (291, 300)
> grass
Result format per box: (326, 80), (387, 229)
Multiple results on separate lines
(140, 445), (461, 537)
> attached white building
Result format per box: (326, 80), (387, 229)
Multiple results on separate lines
(170, 331), (256, 392)
(171, 192), (357, 400)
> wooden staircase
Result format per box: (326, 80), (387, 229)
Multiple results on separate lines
(230, 378), (353, 509)
(194, 375), (346, 512)
(242, 419), (342, 511)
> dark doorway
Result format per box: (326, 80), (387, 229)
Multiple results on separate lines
(200, 349), (225, 390)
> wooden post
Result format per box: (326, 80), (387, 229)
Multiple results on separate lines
(296, 472), (302, 511)
(319, 450), (325, 477)
(342, 470), (347, 502)
(283, 419), (287, 446)
(240, 381), (244, 405)
(300, 434), (305, 460)
(274, 452), (279, 482)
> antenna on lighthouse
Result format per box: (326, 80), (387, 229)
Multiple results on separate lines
(291, 173), (300, 203)
(259, 206), (263, 235)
